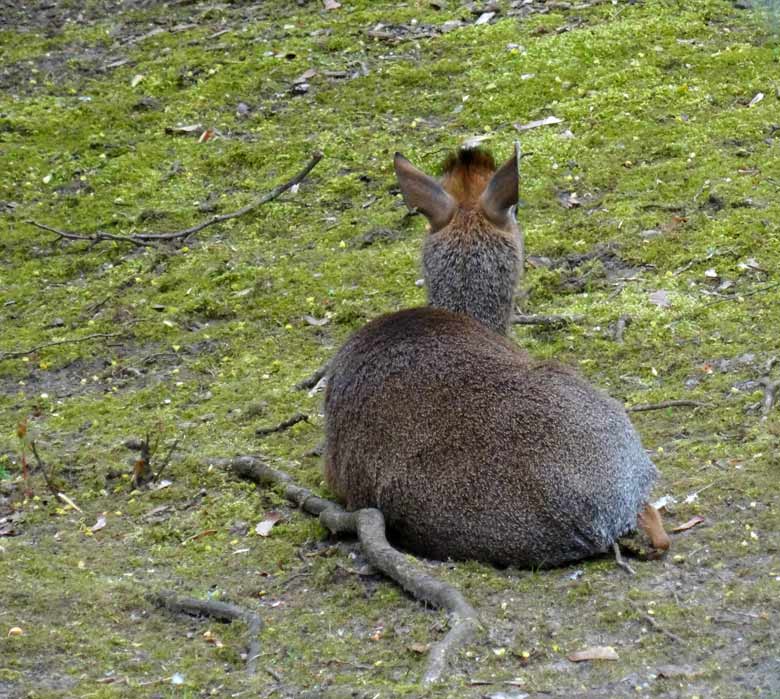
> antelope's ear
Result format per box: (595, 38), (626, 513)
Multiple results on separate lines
(394, 152), (456, 231)
(478, 144), (518, 227)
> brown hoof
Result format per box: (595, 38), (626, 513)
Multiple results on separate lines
(638, 503), (671, 551)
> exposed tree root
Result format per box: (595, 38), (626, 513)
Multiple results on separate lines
(0, 332), (124, 361)
(214, 455), (480, 685)
(512, 313), (583, 327)
(293, 362), (330, 391)
(255, 412), (309, 437)
(148, 591), (263, 672)
(26, 150), (323, 248)
(626, 399), (708, 413)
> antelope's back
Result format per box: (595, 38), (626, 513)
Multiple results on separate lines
(323, 307), (657, 567)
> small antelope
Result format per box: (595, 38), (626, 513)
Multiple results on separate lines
(323, 148), (669, 567)
(394, 147), (523, 335)
(324, 308), (668, 567)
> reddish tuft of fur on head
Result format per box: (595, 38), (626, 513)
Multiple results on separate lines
(441, 148), (497, 206)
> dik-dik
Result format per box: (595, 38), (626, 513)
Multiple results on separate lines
(394, 147), (522, 335)
(323, 149), (669, 567)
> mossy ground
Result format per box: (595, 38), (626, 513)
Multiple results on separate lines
(1, 1), (779, 697)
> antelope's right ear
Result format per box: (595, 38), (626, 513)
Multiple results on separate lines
(394, 152), (456, 231)
(479, 144), (519, 228)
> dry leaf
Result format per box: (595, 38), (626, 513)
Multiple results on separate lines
(323, 0), (341, 9)
(90, 515), (107, 532)
(671, 515), (705, 532)
(567, 646), (619, 662)
(294, 68), (318, 85)
(461, 133), (493, 149)
(513, 115), (563, 132)
(556, 191), (581, 209)
(408, 642), (429, 654)
(165, 124), (203, 135)
(648, 289), (672, 308)
(57, 492), (83, 513)
(0, 524), (19, 537)
(7, 627), (23, 637)
(130, 74), (145, 87)
(198, 128), (216, 143)
(303, 315), (329, 326)
(738, 257), (766, 272)
(748, 92), (764, 107)
(202, 629), (224, 648)
(475, 11), (495, 25)
(255, 511), (284, 537)
(144, 505), (170, 521)
(652, 495), (677, 511)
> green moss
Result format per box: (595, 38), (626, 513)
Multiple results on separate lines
(1, 0), (779, 695)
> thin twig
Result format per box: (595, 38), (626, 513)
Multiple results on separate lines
(25, 220), (157, 247)
(29, 441), (59, 498)
(148, 591), (263, 673)
(512, 313), (583, 327)
(26, 150), (324, 248)
(255, 413), (309, 437)
(293, 362), (330, 391)
(626, 400), (708, 413)
(613, 314), (631, 343)
(215, 455), (480, 684)
(758, 378), (779, 415)
(612, 542), (636, 576)
(152, 439), (180, 482)
(626, 600), (684, 645)
(701, 280), (780, 309)
(0, 332), (124, 361)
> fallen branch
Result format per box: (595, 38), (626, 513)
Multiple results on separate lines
(214, 455), (480, 684)
(626, 400), (708, 413)
(612, 542), (636, 576)
(293, 362), (330, 391)
(148, 591), (263, 673)
(26, 150), (324, 248)
(758, 377), (779, 415)
(626, 600), (684, 645)
(512, 313), (582, 327)
(0, 332), (124, 361)
(255, 413), (309, 437)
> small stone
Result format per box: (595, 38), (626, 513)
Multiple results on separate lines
(441, 20), (463, 32)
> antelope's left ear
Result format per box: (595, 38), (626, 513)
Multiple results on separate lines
(394, 152), (457, 231)
(479, 143), (518, 227)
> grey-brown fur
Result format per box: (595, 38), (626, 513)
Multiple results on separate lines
(394, 148), (522, 335)
(324, 307), (658, 568)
